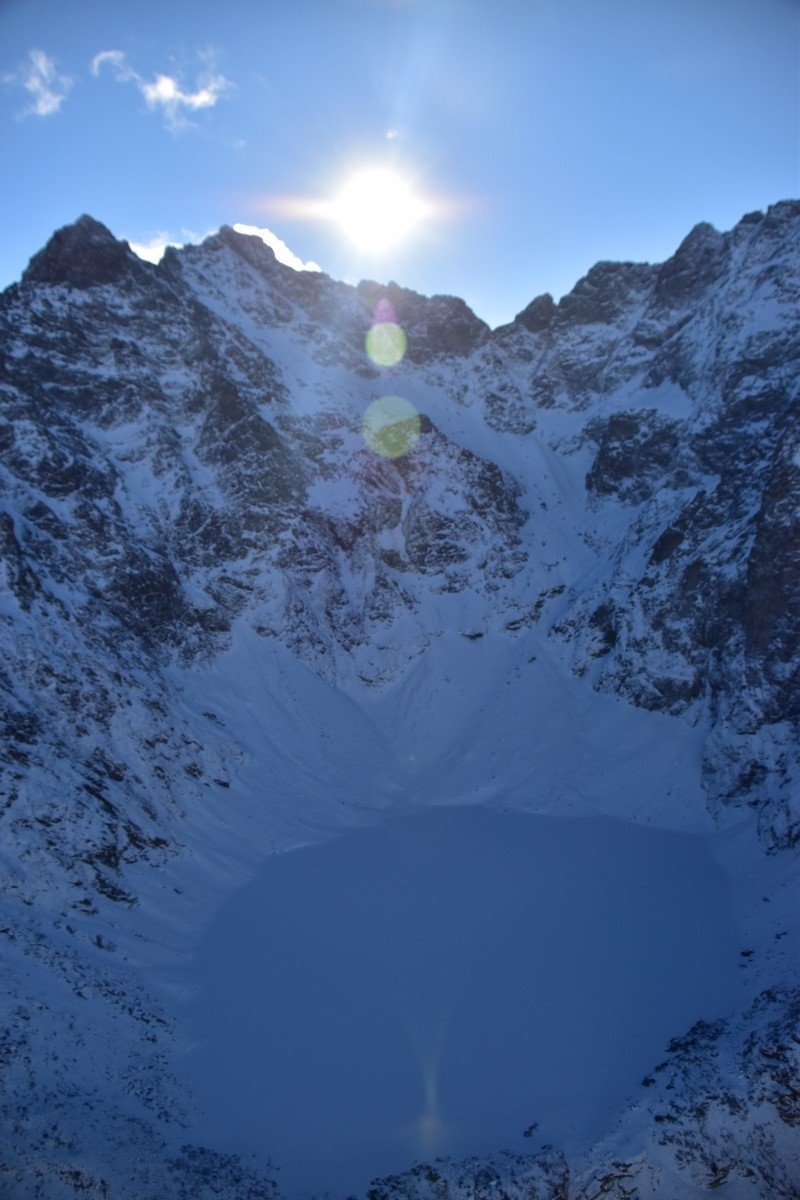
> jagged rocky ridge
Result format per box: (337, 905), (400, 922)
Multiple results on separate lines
(0, 204), (798, 1197)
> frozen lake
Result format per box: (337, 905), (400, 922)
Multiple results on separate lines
(181, 807), (739, 1199)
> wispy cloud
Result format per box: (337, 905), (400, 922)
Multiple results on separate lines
(90, 49), (135, 82)
(91, 49), (231, 132)
(3, 49), (73, 117)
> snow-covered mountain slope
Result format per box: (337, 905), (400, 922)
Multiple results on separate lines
(0, 203), (798, 1198)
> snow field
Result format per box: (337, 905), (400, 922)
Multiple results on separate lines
(179, 805), (740, 1199)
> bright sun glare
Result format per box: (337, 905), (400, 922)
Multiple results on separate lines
(329, 167), (426, 253)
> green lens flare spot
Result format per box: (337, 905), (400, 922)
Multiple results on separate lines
(362, 396), (421, 459)
(365, 322), (407, 368)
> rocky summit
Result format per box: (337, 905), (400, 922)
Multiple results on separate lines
(0, 203), (798, 1198)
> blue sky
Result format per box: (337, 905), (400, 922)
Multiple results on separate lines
(1, 0), (798, 328)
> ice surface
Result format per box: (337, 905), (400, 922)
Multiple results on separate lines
(181, 806), (739, 1199)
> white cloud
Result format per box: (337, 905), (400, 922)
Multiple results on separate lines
(128, 225), (215, 262)
(128, 231), (181, 264)
(233, 224), (321, 273)
(91, 49), (231, 132)
(141, 73), (223, 112)
(4, 49), (73, 117)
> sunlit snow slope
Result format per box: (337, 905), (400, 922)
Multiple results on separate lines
(0, 203), (798, 1198)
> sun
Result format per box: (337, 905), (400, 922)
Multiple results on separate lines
(329, 167), (427, 253)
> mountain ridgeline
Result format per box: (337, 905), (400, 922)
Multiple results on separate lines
(0, 204), (798, 1197)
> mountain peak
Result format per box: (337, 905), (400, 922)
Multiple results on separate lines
(22, 213), (143, 289)
(355, 277), (489, 358)
(655, 219), (727, 303)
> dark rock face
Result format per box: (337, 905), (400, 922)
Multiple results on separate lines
(585, 410), (683, 502)
(558, 260), (657, 325)
(514, 291), (556, 332)
(21, 214), (145, 289)
(745, 452), (800, 676)
(484, 387), (537, 434)
(356, 278), (490, 361)
(655, 221), (728, 305)
(0, 511), (40, 609)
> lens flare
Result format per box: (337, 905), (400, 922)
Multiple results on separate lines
(362, 396), (420, 459)
(366, 322), (407, 367)
(407, 1013), (451, 1158)
(374, 298), (397, 324)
